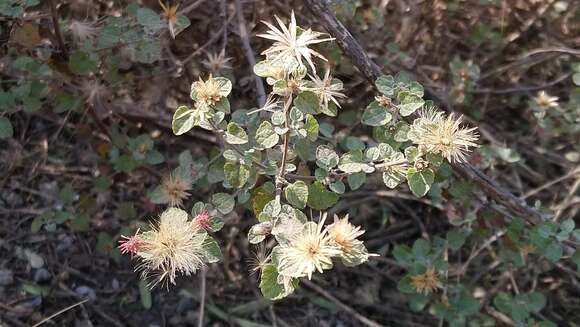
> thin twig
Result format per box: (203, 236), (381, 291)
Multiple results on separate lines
(178, 0), (207, 16)
(277, 96), (293, 181)
(554, 171), (580, 222)
(197, 266), (207, 327)
(32, 299), (89, 327)
(522, 167), (580, 199)
(302, 280), (383, 327)
(234, 0), (267, 107)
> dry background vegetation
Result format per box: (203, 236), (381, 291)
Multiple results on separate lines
(1, 0), (579, 326)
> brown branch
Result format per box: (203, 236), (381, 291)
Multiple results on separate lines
(48, 0), (68, 59)
(234, 0), (267, 107)
(303, 0), (548, 225)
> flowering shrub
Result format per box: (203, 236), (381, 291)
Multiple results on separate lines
(4, 1), (578, 326)
(123, 11), (480, 300)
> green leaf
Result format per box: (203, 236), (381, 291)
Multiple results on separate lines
(53, 93), (80, 113)
(255, 121), (279, 149)
(573, 72), (580, 86)
(383, 170), (405, 189)
(260, 199), (281, 221)
(248, 222), (271, 244)
(347, 172), (366, 190)
(447, 230), (467, 251)
(260, 264), (290, 300)
(307, 181), (339, 210)
(68, 50), (97, 75)
(172, 106), (197, 135)
(561, 219), (575, 234)
(294, 91), (319, 114)
(134, 38), (162, 64)
(290, 138), (312, 162)
(145, 150), (164, 165)
(572, 251), (580, 271)
(136, 7), (163, 29)
(304, 114), (319, 140)
(338, 150), (365, 173)
(212, 193), (235, 215)
(224, 161), (250, 188)
(412, 238), (430, 259)
(362, 101), (392, 126)
(344, 136), (365, 151)
(376, 75), (395, 97)
(407, 168), (435, 197)
(329, 180), (345, 194)
(21, 282), (51, 297)
(523, 292), (546, 313)
(96, 232), (114, 256)
(0, 117), (14, 139)
(139, 279), (152, 310)
(225, 122), (248, 144)
(493, 292), (513, 314)
(398, 91), (424, 116)
(393, 244), (413, 265)
(284, 181), (309, 209)
(542, 240), (563, 262)
(0, 91), (16, 109)
(251, 184), (275, 216)
(397, 274), (416, 294)
(213, 77), (233, 97)
(202, 235), (222, 263)
(173, 15), (191, 36)
(315, 145), (339, 170)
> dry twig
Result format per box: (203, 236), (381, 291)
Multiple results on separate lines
(302, 279), (383, 327)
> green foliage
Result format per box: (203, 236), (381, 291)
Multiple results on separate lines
(494, 291), (546, 324)
(0, 117), (14, 139)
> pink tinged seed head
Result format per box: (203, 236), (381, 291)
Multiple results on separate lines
(118, 230), (143, 255)
(193, 211), (211, 230)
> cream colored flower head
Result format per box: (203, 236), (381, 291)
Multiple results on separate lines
(202, 50), (232, 72)
(275, 217), (341, 280)
(69, 20), (99, 44)
(136, 208), (207, 287)
(410, 108), (479, 163)
(327, 214), (375, 266)
(533, 91), (559, 110)
(306, 69), (346, 115)
(410, 268), (443, 295)
(257, 11), (334, 72)
(191, 74), (231, 108)
(160, 172), (192, 207)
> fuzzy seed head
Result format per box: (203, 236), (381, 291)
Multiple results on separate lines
(276, 218), (341, 280)
(247, 243), (271, 278)
(137, 208), (207, 287)
(257, 11), (334, 72)
(193, 211), (211, 230)
(327, 215), (364, 254)
(161, 173), (191, 207)
(306, 69), (346, 110)
(533, 91), (559, 109)
(410, 109), (479, 163)
(69, 20), (99, 44)
(119, 229), (144, 255)
(192, 75), (223, 107)
(202, 50), (232, 72)
(410, 268), (443, 295)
